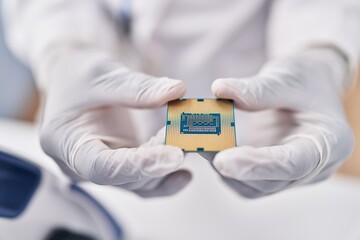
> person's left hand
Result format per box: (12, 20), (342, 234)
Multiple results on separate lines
(203, 48), (354, 198)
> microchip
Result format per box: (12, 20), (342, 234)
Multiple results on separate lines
(180, 113), (221, 135)
(165, 99), (236, 152)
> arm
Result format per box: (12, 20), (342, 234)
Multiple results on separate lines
(209, 0), (360, 198)
(2, 0), (120, 89)
(268, 0), (360, 90)
(2, 0), (190, 197)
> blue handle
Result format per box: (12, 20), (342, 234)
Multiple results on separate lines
(0, 151), (41, 218)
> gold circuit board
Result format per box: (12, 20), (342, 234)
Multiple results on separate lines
(165, 98), (236, 152)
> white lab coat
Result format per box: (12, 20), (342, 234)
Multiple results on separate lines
(2, 0), (360, 146)
(1, 1), (360, 239)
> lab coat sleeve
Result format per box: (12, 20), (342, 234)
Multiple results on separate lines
(268, 0), (360, 90)
(1, 0), (120, 89)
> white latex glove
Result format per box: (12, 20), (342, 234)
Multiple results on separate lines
(38, 46), (190, 197)
(3, 0), (191, 197)
(206, 48), (354, 198)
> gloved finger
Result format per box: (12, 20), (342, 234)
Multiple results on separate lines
(240, 179), (292, 195)
(211, 75), (298, 111)
(140, 127), (166, 147)
(72, 139), (185, 186)
(104, 162), (190, 196)
(203, 155), (267, 198)
(93, 126), (189, 195)
(93, 68), (186, 108)
(114, 175), (165, 191)
(305, 159), (342, 184)
(117, 169), (191, 196)
(133, 170), (192, 197)
(202, 151), (291, 197)
(220, 177), (266, 199)
(213, 137), (321, 182)
(122, 127), (191, 196)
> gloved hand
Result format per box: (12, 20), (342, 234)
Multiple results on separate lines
(206, 48), (354, 198)
(2, 0), (190, 197)
(38, 45), (190, 197)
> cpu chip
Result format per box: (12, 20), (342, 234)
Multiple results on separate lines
(165, 99), (236, 152)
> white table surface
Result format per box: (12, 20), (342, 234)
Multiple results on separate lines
(1, 118), (360, 240)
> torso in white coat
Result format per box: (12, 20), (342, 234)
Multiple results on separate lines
(110, 0), (272, 146)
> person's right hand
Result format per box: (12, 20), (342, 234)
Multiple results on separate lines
(2, 0), (190, 197)
(38, 45), (190, 197)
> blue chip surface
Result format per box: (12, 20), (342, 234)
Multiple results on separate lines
(180, 112), (221, 135)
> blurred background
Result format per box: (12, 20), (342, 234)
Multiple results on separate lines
(0, 3), (359, 178)
(0, 3), (38, 122)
